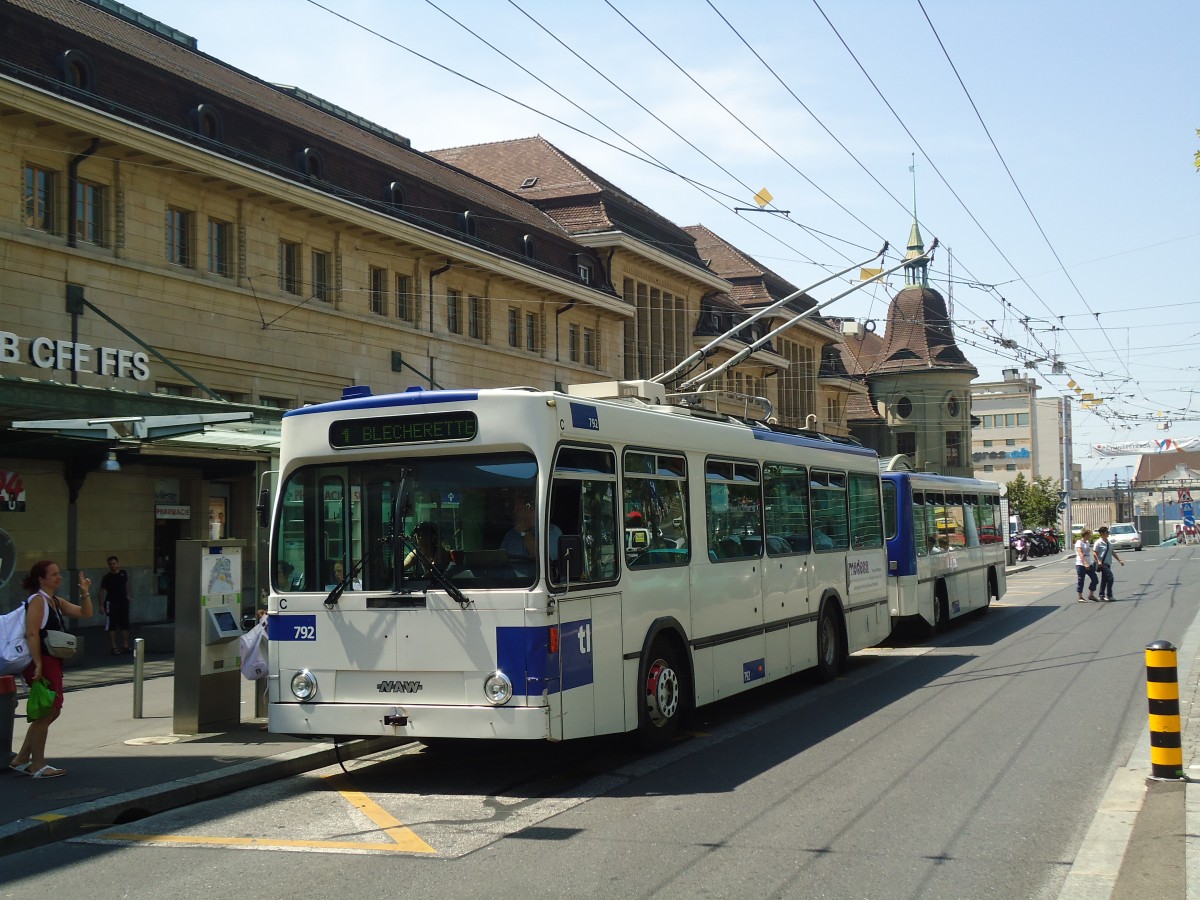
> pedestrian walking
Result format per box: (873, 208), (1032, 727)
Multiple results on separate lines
(1074, 527), (1099, 602)
(1094, 526), (1124, 601)
(99, 554), (132, 654)
(8, 559), (94, 779)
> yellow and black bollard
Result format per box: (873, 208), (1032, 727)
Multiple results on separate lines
(1146, 640), (1184, 780)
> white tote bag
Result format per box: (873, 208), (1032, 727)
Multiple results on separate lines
(239, 618), (269, 680)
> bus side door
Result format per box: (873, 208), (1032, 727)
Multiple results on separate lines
(761, 541), (811, 679)
(552, 592), (624, 740)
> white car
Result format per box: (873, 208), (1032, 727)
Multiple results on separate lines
(1107, 522), (1142, 551)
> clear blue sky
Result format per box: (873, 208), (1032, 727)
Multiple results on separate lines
(127, 0), (1199, 487)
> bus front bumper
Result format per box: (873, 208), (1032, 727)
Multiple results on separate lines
(268, 701), (552, 741)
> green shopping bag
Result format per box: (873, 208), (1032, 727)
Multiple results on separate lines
(26, 677), (56, 721)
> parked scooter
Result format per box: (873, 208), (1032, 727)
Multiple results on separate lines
(1013, 534), (1028, 561)
(1036, 527), (1060, 555)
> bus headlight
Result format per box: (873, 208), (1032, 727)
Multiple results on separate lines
(290, 669), (318, 701)
(483, 670), (513, 706)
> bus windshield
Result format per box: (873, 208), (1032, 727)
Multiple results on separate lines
(274, 451), (541, 592)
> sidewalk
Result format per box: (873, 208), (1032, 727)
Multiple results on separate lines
(0, 625), (393, 858)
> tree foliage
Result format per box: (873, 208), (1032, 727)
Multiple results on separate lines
(1006, 473), (1062, 529)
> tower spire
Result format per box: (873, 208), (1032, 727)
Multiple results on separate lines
(904, 155), (928, 288)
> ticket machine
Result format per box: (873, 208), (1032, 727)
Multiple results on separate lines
(173, 539), (245, 734)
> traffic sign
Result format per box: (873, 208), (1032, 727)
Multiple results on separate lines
(1058, 501), (1067, 511)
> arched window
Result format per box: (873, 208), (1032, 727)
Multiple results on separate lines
(300, 147), (324, 180)
(387, 180), (406, 208)
(521, 234), (536, 259)
(58, 49), (94, 91)
(459, 210), (478, 238)
(192, 103), (223, 141)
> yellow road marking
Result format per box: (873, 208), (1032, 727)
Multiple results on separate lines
(90, 773), (436, 855)
(98, 833), (425, 852)
(323, 773), (435, 853)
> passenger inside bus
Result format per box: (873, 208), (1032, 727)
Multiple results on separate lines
(402, 521), (450, 573)
(325, 559), (362, 591)
(501, 493), (562, 561)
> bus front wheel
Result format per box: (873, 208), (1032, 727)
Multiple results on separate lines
(638, 638), (688, 749)
(815, 601), (844, 682)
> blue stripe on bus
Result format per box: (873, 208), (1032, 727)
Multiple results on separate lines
(283, 389), (481, 417)
(496, 620), (594, 697)
(750, 428), (878, 458)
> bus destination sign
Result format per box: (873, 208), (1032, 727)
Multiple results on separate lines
(330, 411), (478, 449)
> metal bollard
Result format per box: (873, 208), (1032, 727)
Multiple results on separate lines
(0, 674), (15, 765)
(1146, 640), (1184, 779)
(132, 637), (145, 719)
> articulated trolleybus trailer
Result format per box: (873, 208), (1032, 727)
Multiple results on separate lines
(265, 382), (891, 745)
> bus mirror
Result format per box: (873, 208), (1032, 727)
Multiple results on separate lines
(256, 488), (270, 528)
(558, 535), (584, 581)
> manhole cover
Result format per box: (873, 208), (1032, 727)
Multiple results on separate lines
(125, 735), (184, 746)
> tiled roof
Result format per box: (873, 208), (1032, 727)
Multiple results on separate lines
(11, 0), (575, 241)
(834, 286), (976, 377)
(845, 389), (883, 423)
(429, 136), (707, 266)
(1136, 451), (1200, 485)
(684, 224), (820, 317)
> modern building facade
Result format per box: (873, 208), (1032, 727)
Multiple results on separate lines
(970, 369), (1077, 490)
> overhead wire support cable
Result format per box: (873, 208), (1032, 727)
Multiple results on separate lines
(681, 242), (933, 392)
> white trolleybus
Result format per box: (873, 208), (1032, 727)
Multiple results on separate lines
(267, 382), (889, 744)
(265, 244), (921, 745)
(881, 466), (1007, 633)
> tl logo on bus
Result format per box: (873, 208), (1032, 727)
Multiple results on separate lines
(377, 679), (424, 693)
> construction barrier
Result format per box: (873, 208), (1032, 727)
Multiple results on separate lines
(1146, 640), (1183, 780)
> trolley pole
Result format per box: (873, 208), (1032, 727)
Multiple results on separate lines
(1146, 640), (1184, 780)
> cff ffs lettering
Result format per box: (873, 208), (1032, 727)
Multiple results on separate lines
(0, 332), (149, 380)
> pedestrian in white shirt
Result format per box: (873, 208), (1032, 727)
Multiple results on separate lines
(1074, 528), (1099, 602)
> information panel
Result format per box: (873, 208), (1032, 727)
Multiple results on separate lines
(329, 410), (478, 449)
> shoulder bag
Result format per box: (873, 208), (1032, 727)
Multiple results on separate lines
(43, 594), (77, 660)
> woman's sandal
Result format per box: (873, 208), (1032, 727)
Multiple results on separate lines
(111, 648), (123, 656)
(31, 765), (66, 779)
(8, 761), (31, 775)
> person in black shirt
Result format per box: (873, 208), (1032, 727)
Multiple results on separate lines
(100, 555), (132, 654)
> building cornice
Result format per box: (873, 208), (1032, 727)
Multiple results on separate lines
(572, 231), (730, 292)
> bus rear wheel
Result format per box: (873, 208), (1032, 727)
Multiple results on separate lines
(932, 584), (949, 634)
(815, 602), (844, 682)
(638, 638), (687, 749)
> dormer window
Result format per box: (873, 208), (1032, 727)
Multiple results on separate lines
(578, 261), (593, 284)
(192, 103), (223, 140)
(300, 147), (324, 180)
(387, 180), (406, 208)
(58, 49), (94, 91)
(519, 177), (538, 189)
(521, 234), (536, 259)
(459, 210), (478, 238)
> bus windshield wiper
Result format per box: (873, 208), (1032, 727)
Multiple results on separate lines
(398, 534), (471, 609)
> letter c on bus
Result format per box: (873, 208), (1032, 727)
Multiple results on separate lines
(279, 597), (288, 609)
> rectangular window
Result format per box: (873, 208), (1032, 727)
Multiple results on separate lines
(208, 219), (231, 277)
(1006, 438), (1017, 447)
(447, 289), (461, 334)
(279, 240), (301, 294)
(525, 313), (538, 351)
(810, 470), (849, 552)
(396, 274), (412, 321)
(469, 295), (484, 340)
(549, 447), (618, 587)
(258, 395), (295, 409)
(896, 432), (916, 457)
(764, 463), (811, 554)
(568, 324), (580, 362)
(1017, 413), (1030, 426)
(1005, 413), (1016, 428)
(369, 266), (387, 314)
(583, 327), (596, 367)
(74, 180), (104, 245)
(983, 465), (994, 472)
(624, 450), (689, 569)
(706, 459), (762, 561)
(23, 164), (56, 232)
(507, 308), (519, 347)
(946, 432), (962, 467)
(165, 207), (192, 266)
(849, 473), (883, 550)
(1006, 463), (1016, 472)
(311, 250), (331, 301)
(578, 262), (592, 284)
(982, 440), (993, 448)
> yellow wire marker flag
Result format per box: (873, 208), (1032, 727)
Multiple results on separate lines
(754, 188), (773, 208)
(859, 267), (884, 281)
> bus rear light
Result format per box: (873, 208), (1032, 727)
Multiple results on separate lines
(548, 626), (559, 654)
